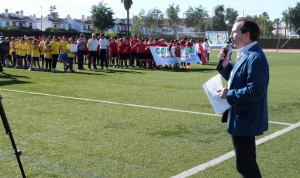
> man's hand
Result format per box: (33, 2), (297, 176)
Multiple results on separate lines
(217, 88), (228, 99)
(218, 47), (230, 68)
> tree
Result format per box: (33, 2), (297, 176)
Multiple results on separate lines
(273, 18), (281, 37)
(282, 9), (291, 37)
(144, 8), (164, 33)
(131, 9), (148, 36)
(166, 3), (180, 35)
(185, 5), (209, 32)
(49, 5), (59, 19)
(261, 12), (273, 38)
(90, 1), (115, 33)
(212, 5), (227, 31)
(131, 14), (144, 37)
(289, 2), (300, 35)
(248, 12), (273, 38)
(225, 8), (239, 31)
(121, 0), (133, 37)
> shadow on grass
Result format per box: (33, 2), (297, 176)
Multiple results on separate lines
(51, 69), (144, 75)
(98, 69), (143, 74)
(156, 67), (217, 73)
(0, 73), (32, 86)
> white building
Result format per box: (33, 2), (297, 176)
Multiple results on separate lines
(65, 15), (92, 33)
(106, 18), (132, 35)
(0, 9), (37, 29)
(272, 28), (299, 38)
(36, 14), (93, 33)
(36, 14), (69, 31)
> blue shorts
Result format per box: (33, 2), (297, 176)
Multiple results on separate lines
(60, 54), (68, 62)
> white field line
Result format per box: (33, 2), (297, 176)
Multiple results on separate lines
(171, 121), (300, 178)
(269, 121), (293, 126)
(0, 88), (293, 126)
(0, 88), (219, 117)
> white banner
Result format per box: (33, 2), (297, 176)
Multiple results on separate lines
(205, 31), (229, 48)
(150, 46), (200, 65)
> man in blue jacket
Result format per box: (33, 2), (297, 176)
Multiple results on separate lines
(217, 17), (269, 178)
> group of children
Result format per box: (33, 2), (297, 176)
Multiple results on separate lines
(106, 35), (208, 71)
(0, 34), (209, 73)
(2, 35), (76, 72)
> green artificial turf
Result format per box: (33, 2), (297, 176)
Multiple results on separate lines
(0, 50), (299, 177)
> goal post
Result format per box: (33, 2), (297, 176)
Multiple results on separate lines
(176, 32), (206, 40)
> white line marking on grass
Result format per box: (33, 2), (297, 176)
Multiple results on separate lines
(171, 121), (300, 178)
(0, 89), (294, 126)
(269, 121), (293, 126)
(0, 88), (220, 117)
(0, 152), (104, 178)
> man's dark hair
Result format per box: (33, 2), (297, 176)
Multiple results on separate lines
(236, 17), (260, 41)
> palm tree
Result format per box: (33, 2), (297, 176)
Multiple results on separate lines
(121, 0), (133, 37)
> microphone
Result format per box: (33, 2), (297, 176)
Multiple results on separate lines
(216, 43), (230, 70)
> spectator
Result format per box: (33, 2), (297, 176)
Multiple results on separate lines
(77, 34), (85, 70)
(98, 33), (108, 70)
(203, 38), (210, 62)
(87, 33), (98, 70)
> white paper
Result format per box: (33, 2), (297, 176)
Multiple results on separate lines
(202, 74), (230, 114)
(70, 44), (77, 52)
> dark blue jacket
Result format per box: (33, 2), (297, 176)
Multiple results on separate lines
(219, 43), (269, 136)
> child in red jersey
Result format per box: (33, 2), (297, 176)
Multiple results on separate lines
(185, 39), (194, 68)
(130, 35), (139, 67)
(132, 38), (146, 68)
(123, 37), (131, 68)
(180, 37), (187, 68)
(118, 38), (126, 68)
(145, 38), (156, 69)
(174, 42), (181, 71)
(109, 37), (119, 68)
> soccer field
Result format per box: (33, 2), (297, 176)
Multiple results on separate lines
(0, 50), (299, 177)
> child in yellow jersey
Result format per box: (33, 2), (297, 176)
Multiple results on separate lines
(59, 36), (69, 72)
(14, 37), (27, 69)
(25, 37), (33, 69)
(29, 40), (41, 71)
(49, 36), (59, 72)
(14, 37), (21, 67)
(44, 40), (52, 71)
(39, 36), (46, 70)
(7, 37), (13, 67)
(67, 38), (75, 72)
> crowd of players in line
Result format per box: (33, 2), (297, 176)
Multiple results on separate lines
(0, 34), (211, 73)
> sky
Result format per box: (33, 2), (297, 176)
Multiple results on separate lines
(1, 0), (299, 21)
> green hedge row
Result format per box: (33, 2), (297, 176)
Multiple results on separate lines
(1, 29), (299, 49)
(0, 29), (121, 39)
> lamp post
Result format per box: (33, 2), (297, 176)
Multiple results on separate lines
(263, 16), (266, 38)
(40, 6), (43, 31)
